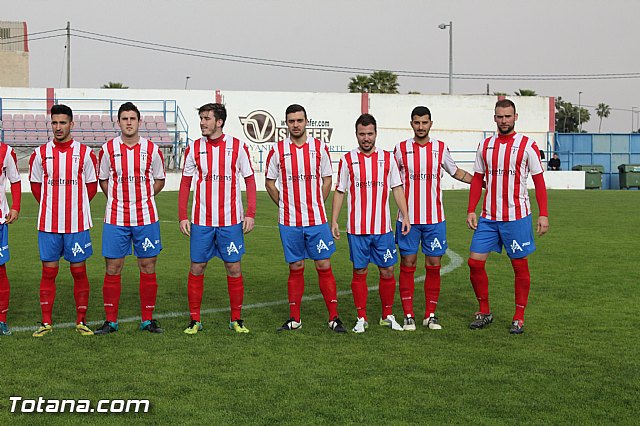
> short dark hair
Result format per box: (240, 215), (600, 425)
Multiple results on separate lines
(285, 104), (307, 119)
(50, 104), (73, 121)
(118, 102), (141, 120)
(198, 103), (227, 128)
(411, 106), (431, 120)
(355, 113), (377, 132)
(495, 99), (516, 113)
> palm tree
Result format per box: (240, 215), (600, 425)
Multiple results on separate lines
(349, 71), (399, 94)
(348, 75), (372, 93)
(368, 71), (399, 94)
(514, 89), (537, 96)
(595, 103), (611, 132)
(101, 82), (129, 89)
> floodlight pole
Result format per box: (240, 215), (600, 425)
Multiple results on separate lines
(438, 21), (453, 95)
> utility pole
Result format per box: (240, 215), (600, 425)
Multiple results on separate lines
(66, 21), (71, 88)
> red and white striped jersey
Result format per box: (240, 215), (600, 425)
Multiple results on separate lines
(0, 143), (21, 224)
(29, 140), (97, 233)
(99, 137), (166, 226)
(473, 133), (544, 221)
(182, 135), (254, 227)
(336, 147), (402, 235)
(394, 138), (458, 224)
(265, 137), (332, 227)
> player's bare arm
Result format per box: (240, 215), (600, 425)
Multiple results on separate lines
(153, 179), (165, 195)
(391, 185), (411, 235)
(99, 179), (109, 196)
(321, 175), (332, 201)
(453, 168), (473, 184)
(265, 178), (280, 206)
(331, 189), (346, 239)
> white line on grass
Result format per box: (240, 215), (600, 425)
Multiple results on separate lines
(11, 249), (463, 333)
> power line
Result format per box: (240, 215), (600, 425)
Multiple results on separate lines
(12, 26), (640, 81)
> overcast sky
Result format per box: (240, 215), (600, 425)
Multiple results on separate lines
(4, 0), (640, 132)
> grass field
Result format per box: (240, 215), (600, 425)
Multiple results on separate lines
(0, 189), (638, 424)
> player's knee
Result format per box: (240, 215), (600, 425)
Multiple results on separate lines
(401, 256), (417, 268)
(379, 266), (395, 279)
(138, 257), (157, 274)
(190, 262), (207, 276)
(289, 260), (305, 271)
(224, 261), (241, 277)
(314, 258), (331, 270)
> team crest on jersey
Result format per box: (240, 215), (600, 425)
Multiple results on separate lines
(316, 239), (329, 253)
(142, 238), (156, 251)
(72, 242), (85, 256)
(510, 240), (523, 253)
(227, 242), (241, 256)
(430, 238), (443, 251)
(140, 151), (148, 161)
(383, 248), (396, 263)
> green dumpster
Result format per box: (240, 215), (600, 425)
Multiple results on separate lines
(617, 164), (640, 189)
(572, 165), (604, 189)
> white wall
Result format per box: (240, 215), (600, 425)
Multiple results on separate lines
(1, 87), (554, 171)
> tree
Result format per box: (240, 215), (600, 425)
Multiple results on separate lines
(555, 97), (590, 133)
(595, 103), (611, 133)
(348, 75), (372, 93)
(493, 91), (508, 96)
(101, 82), (129, 89)
(514, 89), (537, 96)
(348, 71), (399, 94)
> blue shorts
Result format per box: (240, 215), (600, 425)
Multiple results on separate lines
(470, 216), (536, 259)
(278, 223), (336, 263)
(396, 221), (448, 257)
(190, 223), (245, 263)
(0, 224), (10, 266)
(38, 230), (93, 263)
(347, 232), (397, 269)
(102, 222), (162, 259)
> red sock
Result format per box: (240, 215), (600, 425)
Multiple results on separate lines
(351, 271), (368, 320)
(424, 265), (441, 317)
(103, 274), (121, 323)
(379, 276), (396, 319)
(40, 266), (58, 324)
(187, 272), (204, 322)
(511, 258), (531, 322)
(0, 265), (9, 323)
(399, 265), (415, 318)
(70, 265), (90, 324)
(140, 272), (158, 322)
(227, 275), (244, 322)
(468, 258), (490, 313)
(287, 267), (304, 322)
(317, 267), (338, 320)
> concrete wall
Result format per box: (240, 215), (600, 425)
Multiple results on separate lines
(0, 88), (554, 168)
(0, 52), (29, 87)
